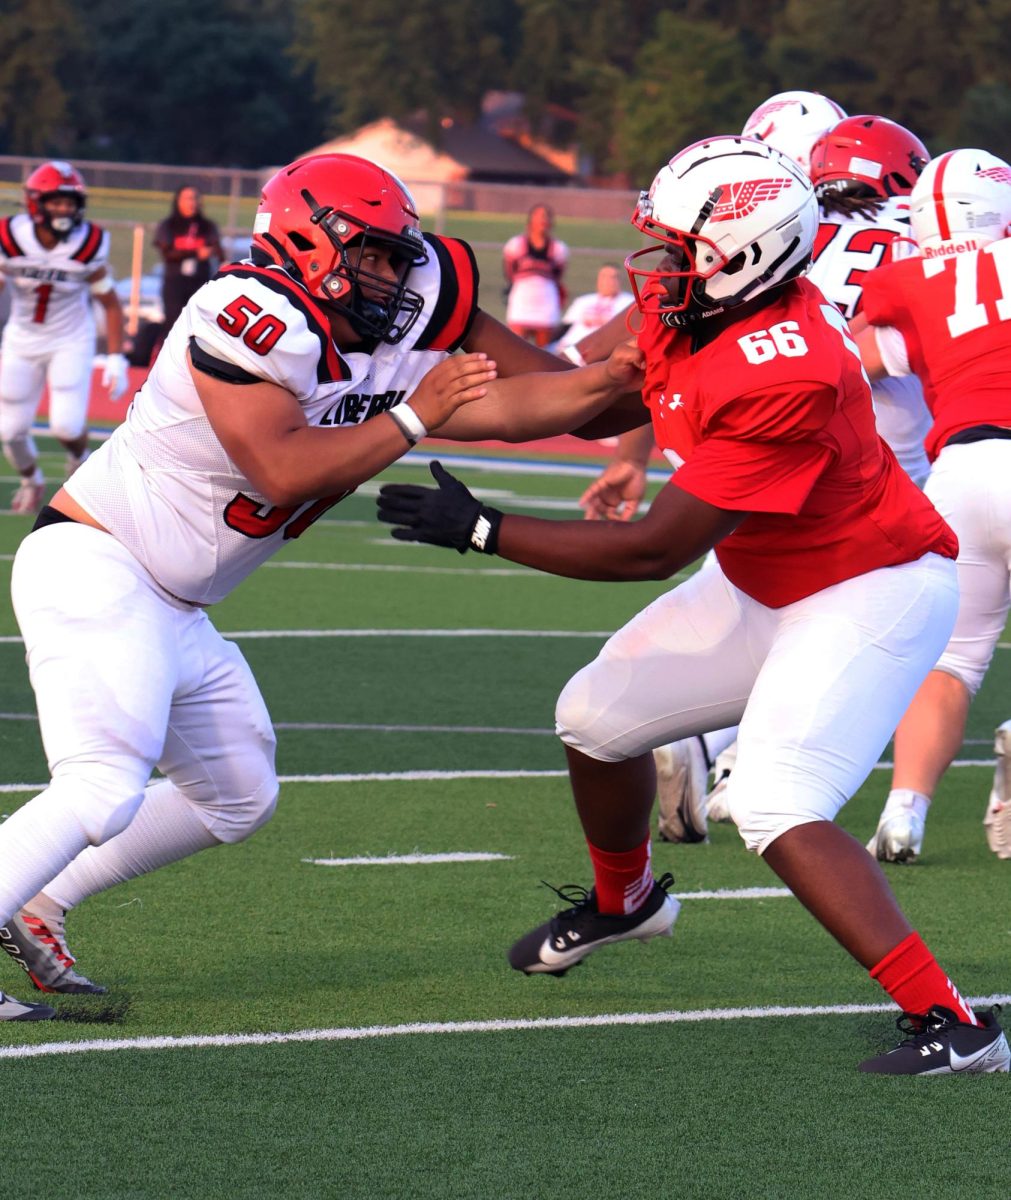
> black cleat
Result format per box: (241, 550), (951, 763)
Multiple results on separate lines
(508, 872), (680, 976)
(859, 1005), (1010, 1075)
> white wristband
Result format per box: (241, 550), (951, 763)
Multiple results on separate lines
(560, 343), (587, 367)
(388, 402), (428, 446)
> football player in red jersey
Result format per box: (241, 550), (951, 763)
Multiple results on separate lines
(378, 137), (1009, 1073)
(852, 148), (1011, 864)
(0, 153), (645, 1021)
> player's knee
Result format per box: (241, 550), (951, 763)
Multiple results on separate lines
(932, 657), (987, 699)
(45, 772), (145, 846)
(214, 772), (279, 844)
(47, 406), (86, 443)
(555, 669), (627, 762)
(728, 779), (840, 855)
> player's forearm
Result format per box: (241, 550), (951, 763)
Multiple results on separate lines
(440, 364), (627, 442)
(494, 514), (682, 581)
(239, 416), (416, 508)
(103, 299), (125, 355)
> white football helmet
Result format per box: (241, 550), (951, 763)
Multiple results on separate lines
(742, 90), (848, 175)
(910, 149), (1011, 256)
(626, 137), (819, 327)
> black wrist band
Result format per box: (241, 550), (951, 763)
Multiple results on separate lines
(469, 507), (503, 554)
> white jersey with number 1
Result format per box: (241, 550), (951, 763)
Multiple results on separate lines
(0, 212), (109, 355)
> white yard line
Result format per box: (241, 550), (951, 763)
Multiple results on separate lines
(303, 852), (513, 866)
(2, 995), (1008, 1061)
(0, 761), (996, 795)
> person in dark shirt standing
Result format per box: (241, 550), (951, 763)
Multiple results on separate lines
(154, 186), (224, 332)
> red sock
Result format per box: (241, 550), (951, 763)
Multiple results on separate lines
(587, 838), (652, 915)
(870, 932), (979, 1025)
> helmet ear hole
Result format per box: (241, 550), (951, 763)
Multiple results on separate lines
(722, 251), (748, 276)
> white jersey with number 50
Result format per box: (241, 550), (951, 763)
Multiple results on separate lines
(0, 213), (109, 355)
(808, 196), (930, 485)
(65, 234), (479, 605)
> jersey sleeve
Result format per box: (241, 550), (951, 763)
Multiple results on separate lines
(875, 325), (912, 377)
(71, 224), (110, 271)
(190, 270), (337, 401)
(674, 381), (838, 514)
(860, 261), (907, 327)
(412, 234), (480, 352)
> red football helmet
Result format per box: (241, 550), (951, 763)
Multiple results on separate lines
(809, 116), (929, 199)
(252, 154), (428, 344)
(24, 160), (87, 240)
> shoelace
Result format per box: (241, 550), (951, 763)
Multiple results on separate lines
(538, 871), (676, 922)
(892, 1003), (998, 1046)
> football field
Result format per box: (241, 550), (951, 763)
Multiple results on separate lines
(0, 438), (1007, 1200)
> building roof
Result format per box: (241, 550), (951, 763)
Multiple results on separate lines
(308, 116), (574, 187)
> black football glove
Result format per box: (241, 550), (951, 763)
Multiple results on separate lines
(376, 461), (503, 554)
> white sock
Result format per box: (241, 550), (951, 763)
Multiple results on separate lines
(43, 780), (220, 910)
(0, 790), (90, 925)
(702, 728), (738, 765)
(882, 788), (931, 822)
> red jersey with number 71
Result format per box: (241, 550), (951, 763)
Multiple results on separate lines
(860, 241), (1011, 459)
(639, 277), (957, 607)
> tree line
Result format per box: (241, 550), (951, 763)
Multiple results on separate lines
(2, 0), (1008, 179)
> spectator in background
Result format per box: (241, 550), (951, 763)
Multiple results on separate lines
(154, 186), (223, 331)
(503, 203), (568, 346)
(554, 264), (635, 361)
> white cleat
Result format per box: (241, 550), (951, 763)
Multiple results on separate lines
(867, 809), (925, 863)
(984, 720), (1011, 859)
(0, 989), (55, 1021)
(10, 474), (44, 514)
(655, 737), (709, 843)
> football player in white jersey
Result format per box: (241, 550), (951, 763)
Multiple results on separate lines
(807, 115), (932, 487)
(0, 153), (645, 1019)
(0, 161), (127, 513)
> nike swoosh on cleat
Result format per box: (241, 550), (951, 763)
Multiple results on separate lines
(949, 1041), (1001, 1072)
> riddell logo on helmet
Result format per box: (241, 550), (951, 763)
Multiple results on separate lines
(922, 239), (981, 258)
(710, 178), (793, 222)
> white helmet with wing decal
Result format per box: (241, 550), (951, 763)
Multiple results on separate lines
(742, 91), (848, 175)
(626, 136), (819, 327)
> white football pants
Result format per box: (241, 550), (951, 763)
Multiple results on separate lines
(1, 521), (278, 924)
(0, 340), (93, 447)
(925, 439), (1011, 694)
(556, 552), (958, 853)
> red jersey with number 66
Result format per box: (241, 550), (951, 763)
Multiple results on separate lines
(640, 277), (957, 607)
(65, 234), (479, 604)
(860, 240), (1011, 459)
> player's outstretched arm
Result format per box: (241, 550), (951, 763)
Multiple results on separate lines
(377, 460), (745, 581)
(433, 339), (647, 443)
(194, 351), (496, 508)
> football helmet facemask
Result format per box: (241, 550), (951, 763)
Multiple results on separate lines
(910, 149), (1011, 256)
(809, 116), (929, 199)
(252, 154), (428, 344)
(626, 137), (819, 328)
(741, 91), (848, 175)
(24, 161), (87, 241)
